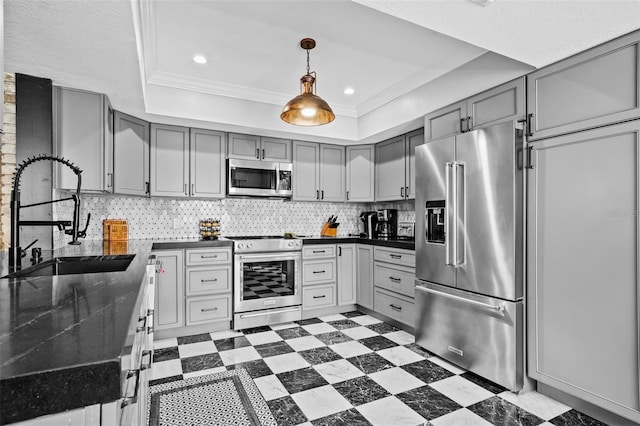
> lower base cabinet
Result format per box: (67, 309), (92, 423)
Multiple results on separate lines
(374, 287), (416, 326)
(372, 246), (416, 328)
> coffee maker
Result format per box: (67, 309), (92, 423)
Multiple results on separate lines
(359, 211), (378, 239)
(376, 209), (398, 240)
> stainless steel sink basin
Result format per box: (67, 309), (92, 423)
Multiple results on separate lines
(2, 255), (135, 278)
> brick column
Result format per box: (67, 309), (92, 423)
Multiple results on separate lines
(1, 73), (17, 250)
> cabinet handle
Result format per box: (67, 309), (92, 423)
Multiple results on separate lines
(141, 350), (153, 370)
(338, 246), (342, 256)
(121, 369), (140, 408)
(467, 116), (472, 132)
(147, 325), (154, 334)
(460, 117), (466, 133)
(201, 255), (218, 259)
(136, 316), (147, 332)
(316, 190), (320, 200)
(262, 149), (265, 159)
(313, 250), (325, 253)
(145, 181), (150, 194)
(201, 307), (218, 312)
(389, 276), (401, 283)
(390, 254), (402, 259)
(313, 295), (326, 299)
(184, 183), (188, 195)
(346, 191), (349, 201)
(400, 187), (404, 198)
(390, 304), (402, 311)
(201, 278), (218, 283)
(321, 190), (324, 200)
(526, 113), (534, 137)
(256, 148), (260, 159)
(191, 183), (195, 195)
(312, 270), (326, 274)
(405, 186), (409, 199)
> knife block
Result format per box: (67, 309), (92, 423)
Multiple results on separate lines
(320, 222), (337, 237)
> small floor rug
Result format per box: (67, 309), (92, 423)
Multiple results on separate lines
(147, 368), (277, 426)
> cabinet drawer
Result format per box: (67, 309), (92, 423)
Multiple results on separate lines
(374, 247), (415, 267)
(374, 287), (415, 327)
(303, 284), (336, 309)
(185, 266), (230, 296)
(303, 259), (336, 285)
(374, 263), (415, 298)
(186, 295), (231, 325)
(185, 248), (231, 265)
(303, 245), (336, 259)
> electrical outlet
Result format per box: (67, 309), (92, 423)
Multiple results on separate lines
(173, 218), (180, 229)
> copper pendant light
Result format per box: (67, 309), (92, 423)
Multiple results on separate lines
(281, 38), (335, 126)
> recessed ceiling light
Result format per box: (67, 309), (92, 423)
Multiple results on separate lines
(193, 55), (207, 64)
(344, 87), (355, 95)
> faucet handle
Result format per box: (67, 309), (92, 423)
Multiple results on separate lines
(22, 239), (39, 258)
(78, 213), (91, 239)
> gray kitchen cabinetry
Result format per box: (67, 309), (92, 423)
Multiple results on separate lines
(113, 111), (150, 196)
(375, 128), (422, 201)
(53, 86), (114, 192)
(302, 245), (337, 314)
(527, 31), (640, 141)
(154, 250), (184, 331)
(293, 141), (345, 202)
(150, 125), (226, 198)
(345, 145), (374, 202)
(355, 244), (374, 309)
(337, 244), (356, 305)
(527, 120), (640, 423)
(372, 246), (416, 328)
(228, 132), (292, 162)
(424, 77), (525, 142)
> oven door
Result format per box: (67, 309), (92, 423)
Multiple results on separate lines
(234, 252), (301, 313)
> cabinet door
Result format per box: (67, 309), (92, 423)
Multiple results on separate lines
(292, 141), (320, 201)
(346, 145), (374, 202)
(375, 136), (406, 201)
(467, 77), (525, 130)
(527, 31), (640, 140)
(150, 124), (189, 197)
(424, 100), (466, 142)
(527, 121), (640, 422)
(261, 137), (292, 162)
(53, 87), (110, 192)
(319, 144), (345, 202)
(154, 250), (184, 331)
(113, 112), (149, 196)
(337, 244), (356, 305)
(405, 129), (423, 200)
(356, 244), (374, 309)
(104, 99), (114, 192)
(190, 128), (226, 198)
(228, 133), (261, 160)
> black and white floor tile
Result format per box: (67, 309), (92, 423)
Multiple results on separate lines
(151, 312), (607, 426)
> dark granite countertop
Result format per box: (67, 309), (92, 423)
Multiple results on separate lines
(0, 240), (155, 424)
(302, 236), (415, 251)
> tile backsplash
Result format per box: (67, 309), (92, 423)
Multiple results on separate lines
(53, 192), (416, 248)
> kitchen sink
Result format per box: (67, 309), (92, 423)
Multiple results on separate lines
(2, 255), (135, 279)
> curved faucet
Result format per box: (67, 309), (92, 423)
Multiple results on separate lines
(9, 154), (91, 271)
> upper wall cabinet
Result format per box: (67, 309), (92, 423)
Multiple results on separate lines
(292, 141), (345, 202)
(150, 124), (226, 198)
(527, 31), (640, 141)
(424, 77), (525, 142)
(228, 133), (292, 162)
(114, 111), (150, 196)
(375, 128), (423, 202)
(54, 86), (114, 193)
(346, 145), (374, 202)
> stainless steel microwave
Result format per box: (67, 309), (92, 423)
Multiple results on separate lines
(227, 158), (292, 197)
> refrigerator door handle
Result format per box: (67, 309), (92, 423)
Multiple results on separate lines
(415, 285), (506, 313)
(454, 162), (465, 267)
(445, 162), (454, 266)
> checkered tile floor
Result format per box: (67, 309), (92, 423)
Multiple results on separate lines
(151, 312), (606, 426)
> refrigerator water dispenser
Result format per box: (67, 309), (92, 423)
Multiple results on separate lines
(426, 200), (445, 244)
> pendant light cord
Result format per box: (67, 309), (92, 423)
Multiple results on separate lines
(306, 48), (311, 75)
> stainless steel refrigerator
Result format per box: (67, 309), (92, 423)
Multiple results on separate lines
(415, 120), (525, 391)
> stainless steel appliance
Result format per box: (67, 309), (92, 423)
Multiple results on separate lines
(376, 209), (397, 239)
(227, 159), (292, 197)
(230, 236), (302, 329)
(396, 221), (415, 240)
(359, 211), (378, 239)
(414, 121), (525, 391)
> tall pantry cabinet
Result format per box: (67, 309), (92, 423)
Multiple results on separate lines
(526, 30), (640, 424)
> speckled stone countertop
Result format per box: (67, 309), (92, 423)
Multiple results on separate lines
(302, 236), (415, 251)
(0, 238), (232, 424)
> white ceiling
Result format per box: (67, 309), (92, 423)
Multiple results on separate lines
(5, 0), (640, 144)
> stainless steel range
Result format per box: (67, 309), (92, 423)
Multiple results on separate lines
(229, 236), (302, 329)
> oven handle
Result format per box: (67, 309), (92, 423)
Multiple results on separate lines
(238, 306), (300, 318)
(236, 253), (301, 261)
